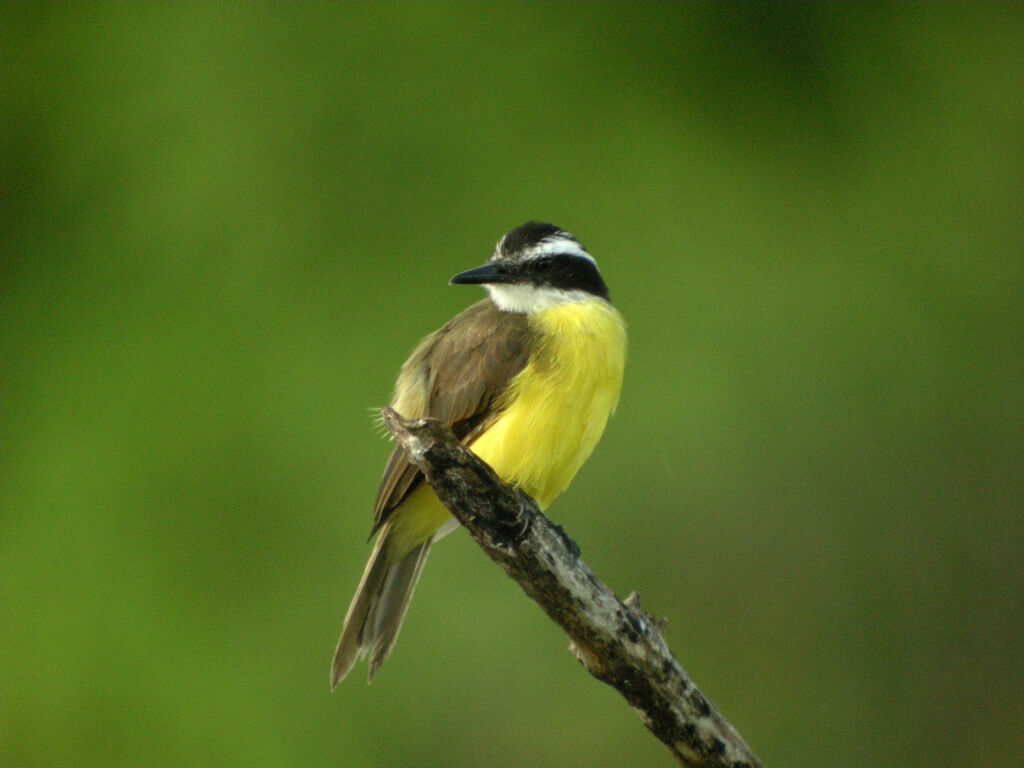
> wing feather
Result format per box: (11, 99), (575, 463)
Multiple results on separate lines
(369, 300), (530, 536)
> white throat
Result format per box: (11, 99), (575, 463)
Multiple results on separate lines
(486, 283), (594, 314)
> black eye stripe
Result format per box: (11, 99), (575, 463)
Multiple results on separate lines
(524, 254), (609, 300)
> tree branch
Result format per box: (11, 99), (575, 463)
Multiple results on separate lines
(381, 407), (763, 768)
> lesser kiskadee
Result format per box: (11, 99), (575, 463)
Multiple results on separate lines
(331, 221), (627, 686)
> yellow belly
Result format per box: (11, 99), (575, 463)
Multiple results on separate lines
(385, 299), (626, 556)
(470, 299), (627, 509)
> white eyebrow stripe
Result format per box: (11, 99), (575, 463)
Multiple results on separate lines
(531, 235), (596, 265)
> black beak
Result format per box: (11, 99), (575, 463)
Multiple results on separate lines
(449, 262), (512, 286)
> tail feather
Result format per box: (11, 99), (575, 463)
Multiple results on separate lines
(331, 531), (434, 687)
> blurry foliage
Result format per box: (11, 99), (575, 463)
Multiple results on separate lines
(3, 4), (1022, 767)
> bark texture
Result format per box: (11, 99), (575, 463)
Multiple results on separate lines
(381, 407), (763, 768)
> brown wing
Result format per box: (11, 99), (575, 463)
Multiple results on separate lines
(369, 299), (530, 536)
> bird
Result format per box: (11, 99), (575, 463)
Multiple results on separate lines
(331, 221), (627, 686)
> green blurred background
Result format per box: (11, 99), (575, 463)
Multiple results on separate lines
(3, 4), (1022, 766)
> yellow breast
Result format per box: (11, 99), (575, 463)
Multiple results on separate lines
(469, 299), (627, 509)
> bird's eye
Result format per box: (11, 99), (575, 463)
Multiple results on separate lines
(535, 258), (553, 273)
